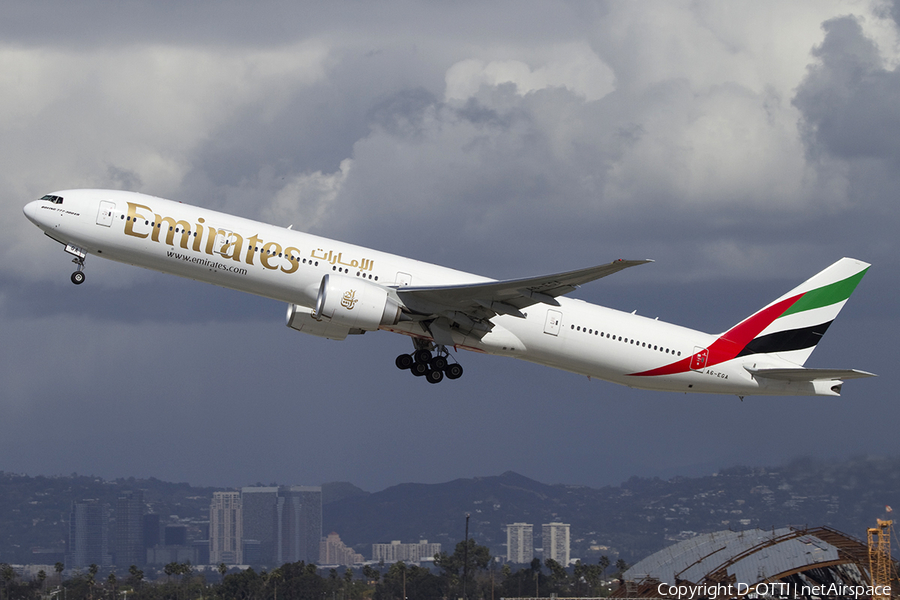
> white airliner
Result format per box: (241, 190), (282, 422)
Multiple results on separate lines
(24, 189), (875, 396)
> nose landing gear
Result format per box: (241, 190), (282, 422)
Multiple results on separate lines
(395, 343), (464, 384)
(65, 244), (87, 285)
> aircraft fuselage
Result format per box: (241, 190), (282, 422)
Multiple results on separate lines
(24, 189), (871, 396)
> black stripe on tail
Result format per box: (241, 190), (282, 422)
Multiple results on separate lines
(737, 321), (833, 357)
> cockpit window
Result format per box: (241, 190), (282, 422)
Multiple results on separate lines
(41, 194), (64, 205)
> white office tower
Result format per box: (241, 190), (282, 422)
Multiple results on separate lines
(210, 491), (243, 565)
(542, 522), (570, 565)
(506, 523), (534, 563)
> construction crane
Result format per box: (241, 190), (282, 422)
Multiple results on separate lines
(867, 518), (892, 600)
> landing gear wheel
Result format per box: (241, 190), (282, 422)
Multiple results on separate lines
(71, 271), (85, 285)
(425, 369), (444, 384)
(411, 362), (429, 377)
(430, 355), (448, 371)
(444, 363), (463, 379)
(413, 349), (432, 364)
(395, 353), (414, 370)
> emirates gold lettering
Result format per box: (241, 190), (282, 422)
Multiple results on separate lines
(192, 217), (205, 252)
(220, 232), (244, 262)
(125, 202), (151, 238)
(204, 227), (230, 255)
(123, 201), (313, 275)
(245, 234), (262, 265)
(281, 246), (301, 274)
(153, 214), (192, 248)
(260, 241), (283, 270)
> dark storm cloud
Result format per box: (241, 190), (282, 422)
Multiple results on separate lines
(4, 1), (899, 492)
(314, 75), (832, 282)
(794, 16), (900, 162)
(791, 15), (900, 278)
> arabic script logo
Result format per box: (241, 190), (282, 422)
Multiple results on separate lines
(341, 289), (358, 310)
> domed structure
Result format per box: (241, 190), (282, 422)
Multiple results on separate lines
(612, 526), (890, 599)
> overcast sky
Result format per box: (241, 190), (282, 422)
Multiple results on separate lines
(2, 1), (899, 493)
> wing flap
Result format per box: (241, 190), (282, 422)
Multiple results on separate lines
(745, 367), (877, 382)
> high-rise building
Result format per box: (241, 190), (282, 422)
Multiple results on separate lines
(164, 525), (188, 546)
(115, 491), (145, 567)
(193, 539), (210, 565)
(143, 513), (161, 552)
(241, 487), (279, 566)
(506, 523), (533, 564)
(66, 500), (112, 568)
(240, 485), (322, 567)
(542, 522), (570, 565)
(320, 532), (365, 565)
(277, 486), (322, 565)
(210, 491), (242, 565)
(371, 540), (442, 563)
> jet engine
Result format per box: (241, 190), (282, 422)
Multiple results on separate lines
(312, 273), (402, 331)
(286, 304), (358, 340)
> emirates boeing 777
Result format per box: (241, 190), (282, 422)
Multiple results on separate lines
(24, 189), (875, 396)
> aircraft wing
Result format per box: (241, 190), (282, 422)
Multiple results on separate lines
(745, 367), (877, 381)
(396, 259), (652, 323)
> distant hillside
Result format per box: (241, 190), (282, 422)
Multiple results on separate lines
(323, 457), (900, 562)
(3, 456), (898, 566)
(322, 481), (369, 506)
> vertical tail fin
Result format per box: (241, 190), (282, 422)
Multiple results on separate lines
(723, 257), (870, 366)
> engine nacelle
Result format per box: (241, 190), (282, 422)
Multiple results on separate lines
(312, 274), (401, 331)
(286, 304), (358, 340)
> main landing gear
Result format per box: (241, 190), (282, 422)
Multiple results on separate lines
(66, 245), (87, 285)
(395, 344), (464, 384)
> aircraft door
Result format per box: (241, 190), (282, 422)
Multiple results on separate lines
(544, 309), (562, 336)
(213, 230), (235, 256)
(690, 346), (709, 371)
(396, 272), (412, 286)
(96, 201), (115, 227)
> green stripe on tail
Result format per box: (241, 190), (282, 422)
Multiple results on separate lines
(780, 268), (868, 318)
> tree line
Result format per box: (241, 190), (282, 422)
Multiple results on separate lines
(1, 541), (627, 599)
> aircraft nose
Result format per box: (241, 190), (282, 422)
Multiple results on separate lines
(23, 200), (42, 225)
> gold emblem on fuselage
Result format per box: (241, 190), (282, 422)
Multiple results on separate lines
(341, 289), (358, 309)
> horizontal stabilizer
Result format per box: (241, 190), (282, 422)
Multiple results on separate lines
(745, 367), (877, 382)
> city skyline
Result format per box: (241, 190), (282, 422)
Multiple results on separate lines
(4, 456), (894, 573)
(58, 483), (579, 569)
